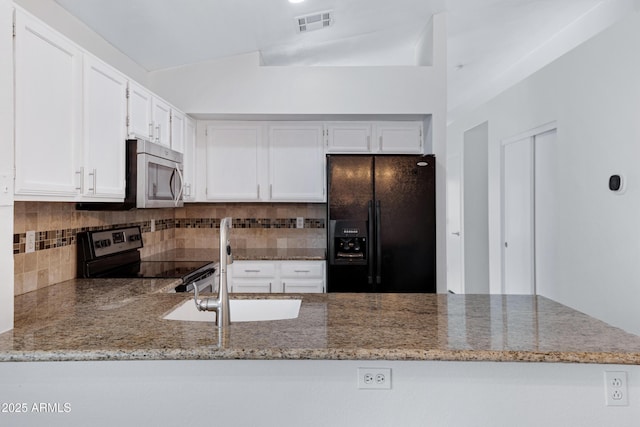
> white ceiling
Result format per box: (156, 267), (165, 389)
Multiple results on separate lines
(54, 0), (635, 121)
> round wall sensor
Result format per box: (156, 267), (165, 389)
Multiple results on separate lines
(609, 174), (625, 194)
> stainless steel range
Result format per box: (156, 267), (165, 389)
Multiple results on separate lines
(77, 226), (217, 293)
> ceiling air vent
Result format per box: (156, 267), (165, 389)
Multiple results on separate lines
(295, 10), (333, 33)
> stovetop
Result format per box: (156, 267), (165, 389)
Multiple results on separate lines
(77, 226), (216, 281)
(96, 260), (215, 279)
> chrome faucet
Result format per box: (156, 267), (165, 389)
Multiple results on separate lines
(193, 217), (232, 327)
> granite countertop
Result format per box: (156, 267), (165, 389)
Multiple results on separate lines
(2, 278), (640, 364)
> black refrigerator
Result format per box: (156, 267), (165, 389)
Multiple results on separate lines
(326, 154), (436, 293)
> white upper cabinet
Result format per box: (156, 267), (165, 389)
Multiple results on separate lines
(204, 124), (262, 201)
(82, 54), (127, 200)
(127, 81), (153, 141)
(326, 121), (424, 154)
(326, 122), (372, 153)
(171, 109), (185, 153)
(201, 123), (325, 202)
(182, 116), (197, 201)
(376, 121), (423, 153)
(268, 124), (325, 202)
(127, 80), (177, 149)
(151, 97), (171, 147)
(14, 9), (82, 199)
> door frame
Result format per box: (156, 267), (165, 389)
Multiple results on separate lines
(500, 121), (556, 294)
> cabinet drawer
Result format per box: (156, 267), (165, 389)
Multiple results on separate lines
(231, 279), (273, 293)
(280, 262), (324, 278)
(282, 280), (324, 293)
(232, 262), (276, 278)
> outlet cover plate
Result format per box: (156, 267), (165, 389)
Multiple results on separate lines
(357, 367), (391, 390)
(605, 371), (628, 406)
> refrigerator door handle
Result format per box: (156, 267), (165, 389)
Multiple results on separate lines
(375, 200), (382, 285)
(367, 200), (374, 285)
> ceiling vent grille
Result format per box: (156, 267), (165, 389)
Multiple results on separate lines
(295, 10), (333, 33)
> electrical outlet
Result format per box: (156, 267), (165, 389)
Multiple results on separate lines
(357, 368), (391, 390)
(150, 219), (156, 233)
(26, 230), (36, 253)
(296, 217), (304, 229)
(605, 371), (628, 406)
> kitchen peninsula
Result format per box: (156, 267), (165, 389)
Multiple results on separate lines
(1, 277), (640, 363)
(2, 278), (640, 426)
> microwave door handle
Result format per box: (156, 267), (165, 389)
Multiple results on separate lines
(173, 163), (184, 206)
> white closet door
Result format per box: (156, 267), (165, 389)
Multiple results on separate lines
(533, 129), (558, 298)
(503, 137), (534, 294)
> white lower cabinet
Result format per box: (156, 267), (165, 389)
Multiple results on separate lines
(229, 260), (326, 293)
(280, 262), (325, 293)
(229, 262), (276, 293)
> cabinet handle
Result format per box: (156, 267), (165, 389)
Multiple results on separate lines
(282, 282), (285, 293)
(149, 123), (154, 138)
(75, 167), (84, 193)
(155, 125), (161, 143)
(269, 184), (273, 199)
(294, 270), (311, 273)
(269, 282), (272, 293)
(366, 135), (371, 150)
(244, 269), (260, 273)
(257, 184), (260, 199)
(88, 169), (96, 194)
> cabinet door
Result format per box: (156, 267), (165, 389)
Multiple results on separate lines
(171, 109), (185, 153)
(326, 122), (372, 153)
(205, 125), (262, 201)
(151, 97), (172, 147)
(14, 10), (82, 198)
(268, 124), (325, 201)
(376, 122), (423, 153)
(182, 117), (197, 201)
(82, 55), (127, 200)
(127, 81), (153, 141)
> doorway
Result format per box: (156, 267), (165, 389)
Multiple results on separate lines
(501, 124), (557, 295)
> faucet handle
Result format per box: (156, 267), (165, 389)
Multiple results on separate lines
(226, 244), (233, 265)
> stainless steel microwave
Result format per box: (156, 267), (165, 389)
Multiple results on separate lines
(134, 139), (184, 208)
(76, 139), (184, 210)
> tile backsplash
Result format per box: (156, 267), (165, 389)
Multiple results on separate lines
(13, 202), (326, 296)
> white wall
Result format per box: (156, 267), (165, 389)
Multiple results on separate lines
(13, 0), (148, 84)
(463, 122), (489, 293)
(448, 8), (640, 334)
(0, 360), (637, 426)
(0, 0), (13, 333)
(148, 13), (446, 121)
